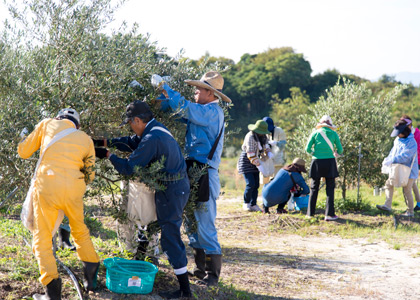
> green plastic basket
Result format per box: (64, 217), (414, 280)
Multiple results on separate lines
(103, 257), (158, 294)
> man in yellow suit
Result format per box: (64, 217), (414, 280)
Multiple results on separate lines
(18, 108), (99, 300)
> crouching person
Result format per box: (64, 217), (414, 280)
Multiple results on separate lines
(18, 108), (100, 300)
(262, 158), (309, 214)
(93, 100), (191, 299)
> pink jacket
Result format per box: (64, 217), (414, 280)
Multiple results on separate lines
(414, 128), (420, 158)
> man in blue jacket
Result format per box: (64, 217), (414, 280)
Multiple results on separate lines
(93, 100), (191, 299)
(156, 71), (231, 286)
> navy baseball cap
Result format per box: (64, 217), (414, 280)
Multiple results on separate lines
(120, 100), (151, 126)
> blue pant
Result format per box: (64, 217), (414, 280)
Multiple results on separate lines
(243, 172), (260, 206)
(188, 168), (222, 255)
(155, 177), (190, 274)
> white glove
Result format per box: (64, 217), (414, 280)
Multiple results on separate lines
(20, 128), (28, 138)
(268, 140), (277, 146)
(267, 151), (274, 159)
(151, 74), (163, 88)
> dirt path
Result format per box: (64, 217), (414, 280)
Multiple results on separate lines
(2, 196), (420, 300)
(217, 197), (420, 300)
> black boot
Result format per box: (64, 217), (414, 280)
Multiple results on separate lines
(263, 205), (270, 214)
(159, 272), (191, 299)
(58, 227), (76, 251)
(33, 278), (62, 300)
(191, 248), (206, 279)
(203, 254), (222, 287)
(82, 261), (100, 292)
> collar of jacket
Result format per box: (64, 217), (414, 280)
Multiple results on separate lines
(138, 118), (157, 139)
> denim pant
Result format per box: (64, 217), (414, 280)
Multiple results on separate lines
(188, 168), (222, 255)
(156, 177), (190, 274)
(243, 172), (260, 206)
(307, 177), (336, 217)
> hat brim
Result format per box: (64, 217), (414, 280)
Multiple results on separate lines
(296, 164), (307, 173)
(248, 124), (270, 135)
(185, 80), (232, 103)
(316, 123), (337, 130)
(390, 127), (403, 137)
(119, 118), (130, 127)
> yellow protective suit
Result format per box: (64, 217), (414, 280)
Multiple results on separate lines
(18, 118), (99, 286)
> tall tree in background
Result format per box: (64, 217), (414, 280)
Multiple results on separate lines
(223, 47), (312, 146)
(270, 87), (312, 135)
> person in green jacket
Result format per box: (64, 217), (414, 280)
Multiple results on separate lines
(305, 115), (343, 221)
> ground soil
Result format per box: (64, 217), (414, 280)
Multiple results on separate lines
(1, 196), (420, 300)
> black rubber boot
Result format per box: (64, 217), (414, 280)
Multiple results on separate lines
(192, 248), (206, 279)
(263, 205), (270, 214)
(58, 227), (76, 251)
(203, 254), (222, 287)
(82, 261), (100, 292)
(33, 277), (62, 300)
(159, 272), (192, 299)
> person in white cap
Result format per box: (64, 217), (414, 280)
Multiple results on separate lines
(18, 108), (99, 300)
(153, 71), (230, 287)
(305, 115), (343, 221)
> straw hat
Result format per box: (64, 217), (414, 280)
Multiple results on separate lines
(248, 120), (270, 135)
(185, 71), (232, 103)
(292, 158), (307, 173)
(316, 115), (337, 129)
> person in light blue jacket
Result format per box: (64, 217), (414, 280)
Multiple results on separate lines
(156, 71), (231, 287)
(377, 119), (419, 216)
(262, 158), (309, 214)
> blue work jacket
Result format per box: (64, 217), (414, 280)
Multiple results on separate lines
(108, 119), (186, 177)
(262, 169), (309, 207)
(160, 83), (224, 170)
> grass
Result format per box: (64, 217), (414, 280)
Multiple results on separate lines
(1, 157), (420, 299)
(219, 157), (416, 214)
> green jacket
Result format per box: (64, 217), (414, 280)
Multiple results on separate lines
(305, 127), (343, 159)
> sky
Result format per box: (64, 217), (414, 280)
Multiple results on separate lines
(109, 0), (420, 81)
(1, 0), (419, 81)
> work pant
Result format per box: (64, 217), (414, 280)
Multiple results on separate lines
(307, 177), (336, 217)
(33, 174), (99, 286)
(384, 178), (415, 213)
(155, 177), (190, 275)
(188, 168), (222, 255)
(412, 180), (420, 203)
(243, 172), (260, 206)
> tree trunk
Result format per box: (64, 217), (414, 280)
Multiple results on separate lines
(341, 170), (347, 200)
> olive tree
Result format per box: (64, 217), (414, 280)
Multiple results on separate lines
(288, 78), (406, 199)
(0, 0), (230, 242)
